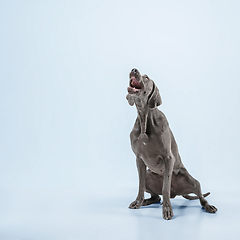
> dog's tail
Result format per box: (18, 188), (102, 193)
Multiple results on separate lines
(182, 192), (210, 200)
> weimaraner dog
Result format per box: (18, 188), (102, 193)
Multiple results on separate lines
(126, 68), (217, 220)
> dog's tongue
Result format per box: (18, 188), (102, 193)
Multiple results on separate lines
(130, 77), (141, 89)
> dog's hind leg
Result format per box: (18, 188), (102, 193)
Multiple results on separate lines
(142, 192), (161, 206)
(143, 169), (161, 206)
(180, 168), (217, 213)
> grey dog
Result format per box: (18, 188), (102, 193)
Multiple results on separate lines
(126, 68), (217, 220)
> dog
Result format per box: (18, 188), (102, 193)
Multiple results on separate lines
(126, 68), (217, 220)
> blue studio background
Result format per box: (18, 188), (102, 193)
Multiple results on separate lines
(0, 0), (239, 239)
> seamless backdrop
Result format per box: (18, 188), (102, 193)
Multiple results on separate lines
(0, 0), (240, 239)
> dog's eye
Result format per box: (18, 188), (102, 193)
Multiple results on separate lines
(144, 91), (146, 94)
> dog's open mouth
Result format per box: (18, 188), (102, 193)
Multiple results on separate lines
(128, 76), (141, 94)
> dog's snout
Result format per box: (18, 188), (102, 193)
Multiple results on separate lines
(129, 68), (140, 82)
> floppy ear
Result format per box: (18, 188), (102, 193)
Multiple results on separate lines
(126, 94), (134, 106)
(148, 81), (162, 108)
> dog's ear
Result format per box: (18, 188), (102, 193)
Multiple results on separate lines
(148, 81), (162, 108)
(126, 94), (134, 106)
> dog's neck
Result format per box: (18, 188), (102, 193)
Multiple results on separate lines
(136, 106), (149, 135)
(136, 105), (156, 135)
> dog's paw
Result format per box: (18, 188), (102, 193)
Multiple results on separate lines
(162, 202), (174, 220)
(129, 199), (144, 209)
(204, 204), (218, 213)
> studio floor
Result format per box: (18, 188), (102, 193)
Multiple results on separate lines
(0, 187), (239, 240)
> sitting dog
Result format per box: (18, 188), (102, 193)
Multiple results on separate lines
(126, 68), (217, 220)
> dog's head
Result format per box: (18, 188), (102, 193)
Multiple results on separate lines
(126, 68), (162, 108)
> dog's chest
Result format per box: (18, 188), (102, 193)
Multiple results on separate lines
(130, 134), (165, 173)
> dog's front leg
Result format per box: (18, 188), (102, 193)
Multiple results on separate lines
(162, 154), (174, 220)
(129, 157), (146, 209)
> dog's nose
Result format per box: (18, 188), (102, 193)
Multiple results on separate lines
(131, 68), (138, 73)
